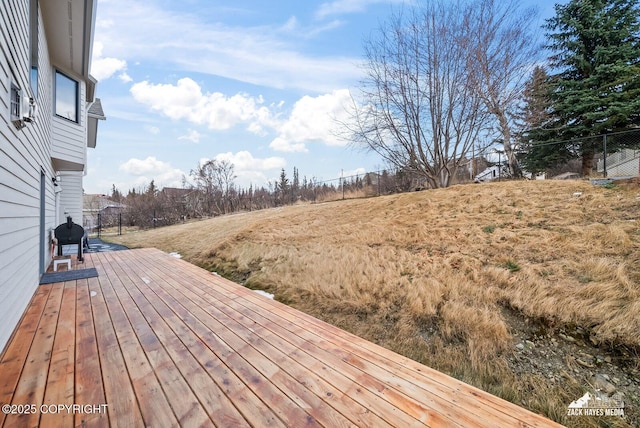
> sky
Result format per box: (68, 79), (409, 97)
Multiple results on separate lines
(86, 0), (562, 195)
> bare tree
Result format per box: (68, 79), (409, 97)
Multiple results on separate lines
(190, 159), (237, 215)
(190, 160), (217, 215)
(214, 159), (236, 213)
(463, 0), (540, 177)
(345, 2), (489, 188)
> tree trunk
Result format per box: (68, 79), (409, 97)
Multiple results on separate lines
(496, 111), (520, 177)
(582, 147), (594, 176)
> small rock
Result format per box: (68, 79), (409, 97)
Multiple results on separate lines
(578, 352), (594, 362)
(604, 356), (612, 363)
(516, 343), (525, 351)
(576, 359), (594, 368)
(601, 374), (610, 381)
(594, 374), (617, 395)
(559, 333), (576, 343)
(526, 340), (535, 347)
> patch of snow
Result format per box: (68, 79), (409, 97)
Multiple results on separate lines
(169, 252), (182, 258)
(253, 290), (274, 299)
(90, 291), (97, 297)
(141, 277), (151, 284)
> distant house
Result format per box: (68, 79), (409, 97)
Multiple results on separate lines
(83, 194), (125, 232)
(161, 187), (193, 201)
(474, 165), (504, 182)
(552, 172), (581, 180)
(0, 0), (103, 351)
(597, 148), (640, 177)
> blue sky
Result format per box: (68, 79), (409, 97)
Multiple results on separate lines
(87, 0), (561, 194)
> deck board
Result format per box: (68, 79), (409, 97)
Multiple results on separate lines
(74, 278), (109, 428)
(0, 248), (564, 427)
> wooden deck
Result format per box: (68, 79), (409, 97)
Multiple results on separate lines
(0, 248), (563, 427)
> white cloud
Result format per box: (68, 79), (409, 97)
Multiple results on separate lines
(119, 156), (185, 188)
(93, 0), (362, 92)
(91, 41), (128, 81)
(282, 16), (298, 32)
(209, 151), (287, 187)
(145, 125), (160, 135)
(214, 151), (286, 172)
(119, 72), (133, 83)
(130, 78), (276, 132)
(270, 89), (353, 152)
(178, 129), (203, 143)
(316, 0), (407, 19)
(342, 167), (366, 177)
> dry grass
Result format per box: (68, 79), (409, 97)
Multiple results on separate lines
(108, 180), (640, 426)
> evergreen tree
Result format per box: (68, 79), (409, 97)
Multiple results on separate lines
(292, 167), (299, 192)
(519, 66), (552, 135)
(146, 179), (157, 197)
(534, 0), (640, 175)
(277, 169), (289, 205)
(111, 184), (122, 202)
(518, 66), (568, 173)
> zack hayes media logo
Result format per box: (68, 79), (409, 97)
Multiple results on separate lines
(567, 391), (625, 417)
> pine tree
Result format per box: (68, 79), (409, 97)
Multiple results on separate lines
(519, 66), (568, 173)
(111, 184), (122, 202)
(146, 180), (157, 197)
(519, 66), (551, 134)
(537, 0), (640, 175)
(292, 167), (299, 192)
(277, 169), (289, 205)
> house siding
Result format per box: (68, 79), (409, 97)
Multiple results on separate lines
(50, 80), (87, 169)
(0, 0), (94, 352)
(58, 170), (84, 223)
(0, 0), (55, 351)
(597, 149), (640, 177)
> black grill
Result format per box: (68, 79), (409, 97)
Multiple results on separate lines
(54, 217), (86, 262)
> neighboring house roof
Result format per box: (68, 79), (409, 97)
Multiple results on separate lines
(87, 98), (106, 148)
(552, 172), (580, 180)
(475, 166), (500, 181)
(88, 98), (105, 119)
(83, 194), (125, 212)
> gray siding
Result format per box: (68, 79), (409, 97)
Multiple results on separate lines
(50, 80), (87, 168)
(58, 170), (83, 223)
(0, 1), (57, 351)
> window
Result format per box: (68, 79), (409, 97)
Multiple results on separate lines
(30, 0), (39, 98)
(10, 83), (21, 122)
(30, 67), (38, 98)
(55, 71), (78, 122)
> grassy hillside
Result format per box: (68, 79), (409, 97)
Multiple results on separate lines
(108, 180), (639, 426)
